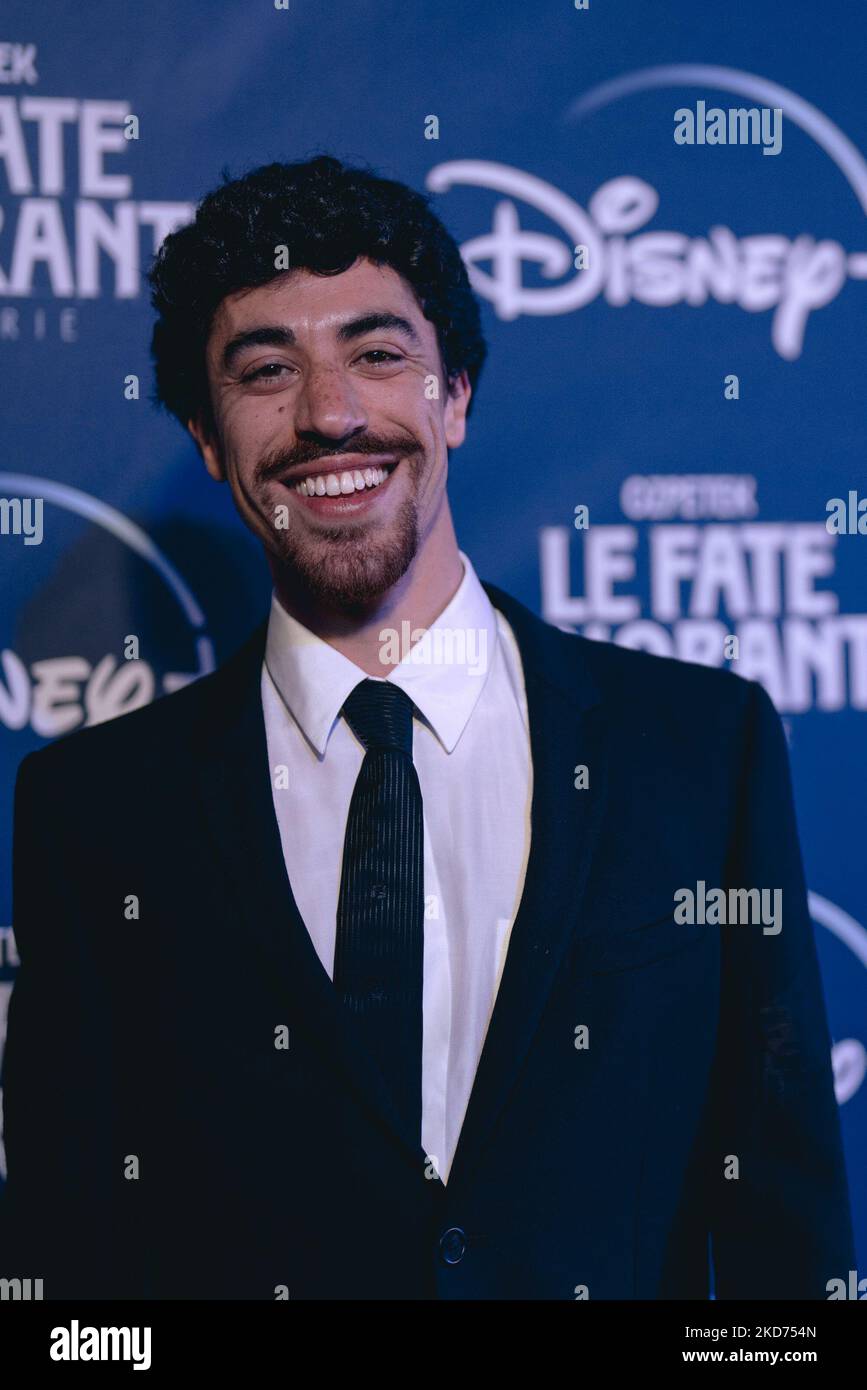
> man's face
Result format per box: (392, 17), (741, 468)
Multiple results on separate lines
(192, 257), (471, 606)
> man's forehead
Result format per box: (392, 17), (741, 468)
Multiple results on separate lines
(212, 259), (427, 337)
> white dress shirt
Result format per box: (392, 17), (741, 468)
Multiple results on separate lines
(261, 551), (532, 1183)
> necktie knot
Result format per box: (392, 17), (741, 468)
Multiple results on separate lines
(342, 679), (414, 755)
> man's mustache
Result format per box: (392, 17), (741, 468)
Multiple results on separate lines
(256, 437), (422, 483)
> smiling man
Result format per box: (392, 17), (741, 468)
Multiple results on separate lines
(191, 257), (469, 651)
(1, 155), (854, 1301)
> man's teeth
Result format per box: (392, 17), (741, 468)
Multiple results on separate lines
(296, 466), (389, 497)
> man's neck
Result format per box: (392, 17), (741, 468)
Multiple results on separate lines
(270, 515), (465, 676)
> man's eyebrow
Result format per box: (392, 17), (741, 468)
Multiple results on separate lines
(336, 312), (421, 346)
(222, 326), (295, 370)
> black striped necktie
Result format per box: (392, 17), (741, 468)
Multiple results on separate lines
(334, 679), (425, 1145)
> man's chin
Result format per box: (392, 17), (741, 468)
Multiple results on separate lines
(269, 508), (419, 608)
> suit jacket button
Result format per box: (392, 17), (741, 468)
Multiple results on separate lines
(439, 1227), (467, 1265)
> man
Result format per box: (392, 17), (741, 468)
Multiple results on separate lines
(1, 155), (854, 1300)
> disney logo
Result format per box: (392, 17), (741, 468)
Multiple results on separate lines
(427, 160), (867, 359)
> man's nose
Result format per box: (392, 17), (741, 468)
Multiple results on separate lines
(293, 364), (368, 440)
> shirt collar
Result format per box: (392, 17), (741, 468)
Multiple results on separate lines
(263, 551), (500, 757)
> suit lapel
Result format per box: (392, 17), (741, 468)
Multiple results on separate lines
(445, 583), (610, 1194)
(193, 623), (433, 1173)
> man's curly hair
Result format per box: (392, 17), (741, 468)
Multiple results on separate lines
(147, 154), (487, 431)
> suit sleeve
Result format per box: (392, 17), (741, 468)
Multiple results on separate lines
(708, 679), (856, 1298)
(1, 751), (120, 1298)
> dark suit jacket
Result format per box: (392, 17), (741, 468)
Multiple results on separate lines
(1, 582), (855, 1299)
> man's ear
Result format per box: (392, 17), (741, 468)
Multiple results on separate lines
(444, 369), (471, 449)
(188, 412), (225, 482)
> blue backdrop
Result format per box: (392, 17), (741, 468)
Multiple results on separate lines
(1, 0), (865, 1275)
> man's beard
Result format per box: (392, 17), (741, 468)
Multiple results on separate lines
(251, 434), (425, 608)
(267, 486), (420, 608)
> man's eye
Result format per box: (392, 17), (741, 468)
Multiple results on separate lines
(245, 363), (291, 382)
(358, 350), (403, 365)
